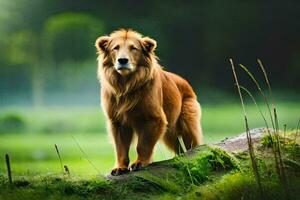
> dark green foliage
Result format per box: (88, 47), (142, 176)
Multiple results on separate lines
(290, 143), (300, 160)
(261, 131), (300, 160)
(14, 179), (30, 187)
(181, 172), (300, 200)
(261, 134), (279, 148)
(43, 12), (105, 63)
(0, 113), (26, 133)
(41, 121), (73, 134)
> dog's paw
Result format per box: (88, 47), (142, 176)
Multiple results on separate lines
(111, 167), (129, 176)
(130, 161), (146, 171)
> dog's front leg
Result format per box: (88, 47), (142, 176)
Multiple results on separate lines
(130, 117), (167, 171)
(108, 120), (133, 176)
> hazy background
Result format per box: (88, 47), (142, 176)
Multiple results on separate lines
(0, 0), (299, 176)
(1, 0), (300, 106)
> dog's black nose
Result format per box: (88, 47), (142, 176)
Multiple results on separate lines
(118, 58), (128, 65)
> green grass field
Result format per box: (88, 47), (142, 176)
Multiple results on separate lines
(0, 102), (299, 177)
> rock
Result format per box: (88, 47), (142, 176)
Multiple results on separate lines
(107, 128), (268, 180)
(215, 127), (268, 152)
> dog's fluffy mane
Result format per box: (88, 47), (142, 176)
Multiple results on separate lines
(97, 29), (160, 96)
(96, 29), (162, 120)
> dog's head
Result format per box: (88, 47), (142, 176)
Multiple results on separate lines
(96, 29), (157, 76)
(96, 29), (159, 94)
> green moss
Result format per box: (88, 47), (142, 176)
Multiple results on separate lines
(261, 134), (275, 148)
(0, 176), (120, 200)
(137, 172), (182, 193)
(173, 146), (240, 185)
(261, 131), (300, 161)
(179, 171), (300, 200)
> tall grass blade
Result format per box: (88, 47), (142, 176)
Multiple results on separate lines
(178, 136), (187, 153)
(292, 118), (300, 159)
(230, 59), (265, 199)
(64, 165), (70, 175)
(239, 85), (281, 179)
(5, 154), (12, 184)
(54, 144), (64, 174)
(257, 59), (290, 199)
(239, 85), (270, 131)
(71, 135), (100, 174)
(257, 59), (273, 103)
(239, 64), (275, 131)
(283, 124), (287, 151)
(239, 62), (284, 185)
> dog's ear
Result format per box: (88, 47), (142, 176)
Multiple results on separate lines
(95, 36), (110, 53)
(142, 37), (157, 53)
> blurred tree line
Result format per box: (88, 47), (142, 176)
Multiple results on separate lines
(0, 0), (299, 106)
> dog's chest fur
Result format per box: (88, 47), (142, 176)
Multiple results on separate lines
(104, 90), (147, 125)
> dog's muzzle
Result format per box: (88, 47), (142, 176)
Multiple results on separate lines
(116, 57), (132, 72)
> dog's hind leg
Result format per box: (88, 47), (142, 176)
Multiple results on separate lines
(177, 97), (203, 150)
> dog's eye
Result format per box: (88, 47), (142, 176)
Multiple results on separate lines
(113, 45), (119, 50)
(130, 46), (138, 51)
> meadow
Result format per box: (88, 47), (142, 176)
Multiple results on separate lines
(0, 102), (299, 177)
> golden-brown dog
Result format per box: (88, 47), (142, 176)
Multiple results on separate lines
(95, 29), (203, 175)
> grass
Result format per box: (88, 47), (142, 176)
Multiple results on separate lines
(156, 130), (300, 200)
(230, 59), (264, 198)
(0, 133), (173, 177)
(0, 145), (243, 200)
(230, 59), (297, 200)
(0, 131), (299, 200)
(175, 171), (300, 200)
(1, 59), (299, 199)
(202, 102), (299, 142)
(0, 102), (299, 177)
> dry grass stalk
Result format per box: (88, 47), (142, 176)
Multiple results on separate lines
(71, 135), (100, 174)
(230, 59), (264, 199)
(257, 60), (289, 198)
(5, 154), (12, 184)
(55, 144), (64, 174)
(239, 63), (282, 180)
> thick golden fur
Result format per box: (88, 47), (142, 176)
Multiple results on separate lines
(95, 29), (203, 175)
